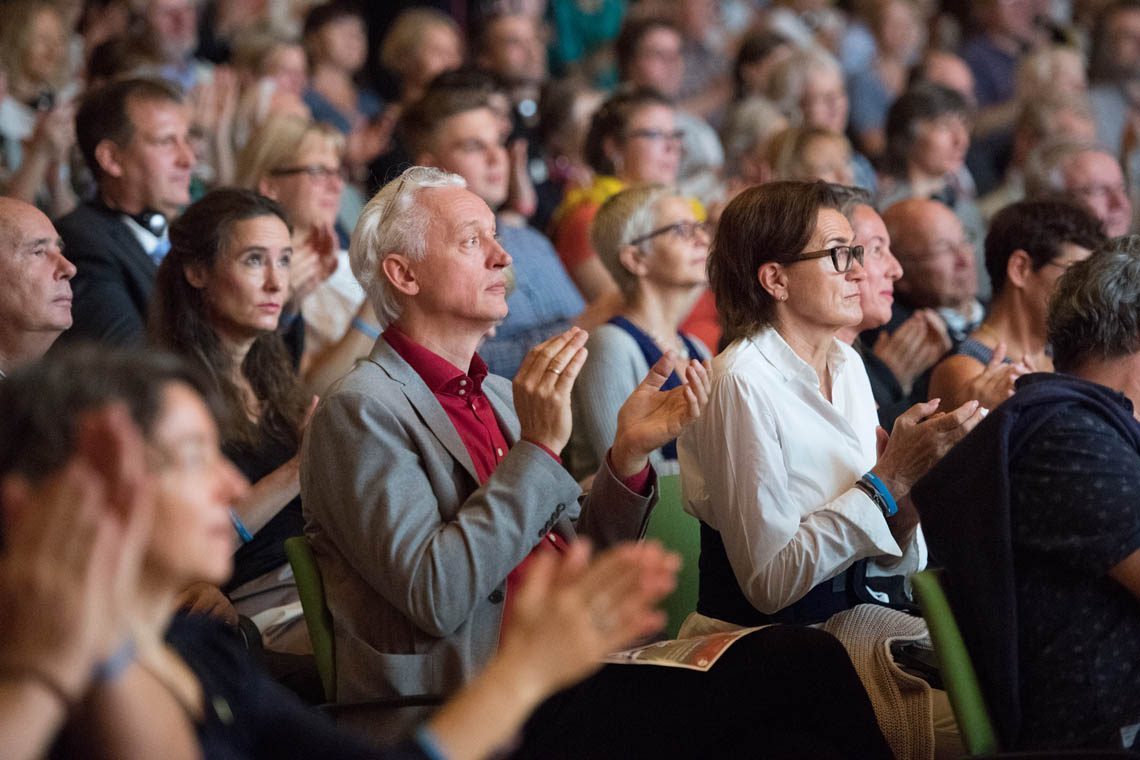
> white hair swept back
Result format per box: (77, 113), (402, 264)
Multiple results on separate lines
(349, 166), (466, 327)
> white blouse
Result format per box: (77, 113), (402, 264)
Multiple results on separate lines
(678, 326), (926, 616)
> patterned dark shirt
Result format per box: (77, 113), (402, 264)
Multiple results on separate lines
(1009, 399), (1140, 749)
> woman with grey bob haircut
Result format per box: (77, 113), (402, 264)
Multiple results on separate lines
(567, 184), (712, 479)
(1049, 234), (1140, 372)
(349, 166), (466, 327)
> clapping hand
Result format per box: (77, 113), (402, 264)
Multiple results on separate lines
(514, 328), (590, 455)
(610, 354), (711, 477)
(961, 341), (1032, 411)
(872, 309), (951, 393)
(497, 539), (679, 695)
(874, 397), (985, 497)
(289, 224), (338, 304)
(0, 404), (154, 703)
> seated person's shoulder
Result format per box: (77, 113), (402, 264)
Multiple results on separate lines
(1011, 393), (1140, 539)
(585, 323), (639, 352)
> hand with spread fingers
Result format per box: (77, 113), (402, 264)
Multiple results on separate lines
(610, 354), (712, 477)
(513, 327), (590, 455)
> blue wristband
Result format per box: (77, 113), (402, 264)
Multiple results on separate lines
(861, 471), (899, 517)
(351, 317), (381, 340)
(93, 638), (136, 682)
(413, 726), (449, 760)
(229, 509), (254, 543)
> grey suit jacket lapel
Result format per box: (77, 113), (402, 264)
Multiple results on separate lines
(368, 338), (480, 483)
(482, 378), (520, 445)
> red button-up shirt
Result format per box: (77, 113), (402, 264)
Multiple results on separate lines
(384, 326), (650, 628)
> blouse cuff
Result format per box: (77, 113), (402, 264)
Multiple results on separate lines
(831, 487), (904, 558)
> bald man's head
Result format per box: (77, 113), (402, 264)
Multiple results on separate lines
(0, 197), (76, 370)
(0, 197), (25, 252)
(881, 198), (977, 309)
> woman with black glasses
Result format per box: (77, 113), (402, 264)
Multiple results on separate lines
(567, 184), (712, 480)
(675, 181), (987, 756)
(677, 181), (984, 630)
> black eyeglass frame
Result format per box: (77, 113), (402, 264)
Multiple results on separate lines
(267, 164), (348, 181)
(628, 220), (711, 247)
(788, 245), (865, 273)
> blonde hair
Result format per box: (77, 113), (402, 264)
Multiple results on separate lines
(0, 1), (69, 92)
(230, 28), (299, 78)
(379, 8), (460, 78)
(235, 114), (345, 189)
(592, 184), (676, 298)
(767, 126), (850, 181)
(720, 96), (789, 172)
(765, 46), (842, 125)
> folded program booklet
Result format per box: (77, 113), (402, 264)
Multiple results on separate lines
(603, 627), (764, 672)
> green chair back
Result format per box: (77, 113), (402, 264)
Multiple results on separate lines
(911, 570), (1000, 756)
(284, 536), (337, 702)
(643, 473), (701, 638)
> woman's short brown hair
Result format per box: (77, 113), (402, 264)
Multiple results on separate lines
(709, 180), (842, 342)
(583, 86), (673, 176)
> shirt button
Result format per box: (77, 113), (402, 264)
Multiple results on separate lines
(459, 379), (467, 387)
(458, 389), (466, 396)
(488, 589), (504, 604)
(496, 447), (504, 457)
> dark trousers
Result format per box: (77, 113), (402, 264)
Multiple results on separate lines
(512, 625), (892, 759)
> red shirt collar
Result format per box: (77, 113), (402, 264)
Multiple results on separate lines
(384, 324), (489, 395)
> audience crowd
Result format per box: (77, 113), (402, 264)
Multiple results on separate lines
(2, 0), (1140, 758)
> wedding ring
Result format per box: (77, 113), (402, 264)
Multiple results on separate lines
(547, 366), (563, 375)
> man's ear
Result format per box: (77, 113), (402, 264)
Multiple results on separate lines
(1006, 248), (1032, 288)
(617, 243), (648, 278)
(602, 135), (622, 173)
(757, 262), (789, 301)
(94, 138), (124, 179)
(381, 254), (420, 297)
(183, 263), (209, 289)
(258, 176), (279, 200)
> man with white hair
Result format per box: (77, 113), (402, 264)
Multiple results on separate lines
(1025, 138), (1133, 238)
(301, 165), (709, 703)
(300, 167), (893, 757)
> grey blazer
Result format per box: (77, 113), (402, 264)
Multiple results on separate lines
(300, 338), (657, 702)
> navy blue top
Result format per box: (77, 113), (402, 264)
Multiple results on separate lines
(302, 88), (382, 135)
(224, 435), (302, 592)
(165, 614), (435, 760)
(606, 316), (701, 460)
(915, 373), (1140, 750)
(952, 336), (1003, 365)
